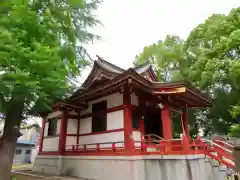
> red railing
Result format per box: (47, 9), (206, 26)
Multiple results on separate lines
(202, 139), (234, 169)
(65, 141), (125, 155)
(65, 137), (235, 169)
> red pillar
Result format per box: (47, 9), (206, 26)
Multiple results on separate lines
(161, 104), (173, 140)
(39, 118), (45, 153)
(182, 108), (190, 138)
(139, 96), (145, 140)
(76, 119), (80, 145)
(139, 119), (145, 139)
(76, 111), (80, 145)
(123, 85), (133, 153)
(58, 109), (68, 155)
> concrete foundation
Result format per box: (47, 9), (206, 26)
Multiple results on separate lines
(33, 154), (226, 180)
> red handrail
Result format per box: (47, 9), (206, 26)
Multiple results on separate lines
(65, 137), (235, 169)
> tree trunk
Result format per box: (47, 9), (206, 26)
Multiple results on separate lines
(0, 119), (20, 180)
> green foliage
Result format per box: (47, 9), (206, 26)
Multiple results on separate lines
(135, 7), (240, 136)
(185, 8), (240, 134)
(229, 124), (240, 137)
(135, 35), (200, 137)
(135, 36), (187, 82)
(0, 0), (100, 122)
(11, 175), (16, 180)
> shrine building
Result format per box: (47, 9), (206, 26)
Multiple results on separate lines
(33, 56), (234, 180)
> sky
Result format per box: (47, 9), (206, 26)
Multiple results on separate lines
(34, 0), (239, 126)
(79, 0), (239, 83)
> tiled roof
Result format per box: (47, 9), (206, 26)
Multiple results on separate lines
(133, 62), (152, 74)
(96, 57), (124, 74)
(95, 56), (153, 75)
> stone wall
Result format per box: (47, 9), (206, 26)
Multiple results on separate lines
(33, 155), (226, 180)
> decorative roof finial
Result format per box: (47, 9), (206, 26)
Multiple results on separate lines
(96, 55), (102, 61)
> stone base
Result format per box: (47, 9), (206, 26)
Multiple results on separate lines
(33, 154), (225, 180)
(234, 146), (240, 172)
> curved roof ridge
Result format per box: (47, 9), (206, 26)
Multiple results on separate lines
(96, 55), (125, 73)
(133, 60), (150, 69)
(133, 61), (158, 81)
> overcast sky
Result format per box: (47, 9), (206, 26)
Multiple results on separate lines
(79, 0), (239, 83)
(34, 0), (239, 125)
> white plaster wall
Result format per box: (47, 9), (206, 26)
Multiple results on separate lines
(78, 131), (124, 148)
(79, 110), (124, 135)
(133, 131), (141, 141)
(47, 111), (62, 119)
(42, 137), (59, 151)
(107, 110), (124, 130)
(67, 119), (78, 134)
(44, 119), (61, 137)
(133, 131), (141, 147)
(79, 93), (124, 135)
(131, 93), (138, 106)
(66, 136), (77, 148)
(79, 117), (91, 134)
(44, 122), (49, 137)
(56, 120), (61, 134)
(31, 146), (39, 164)
(76, 93), (125, 147)
(81, 93), (123, 115)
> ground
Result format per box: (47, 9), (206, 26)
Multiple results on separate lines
(12, 163), (32, 171)
(12, 171), (88, 180)
(11, 165), (238, 180)
(12, 172), (238, 180)
(13, 174), (42, 180)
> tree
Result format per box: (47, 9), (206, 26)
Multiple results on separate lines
(185, 8), (240, 135)
(135, 35), (187, 82)
(135, 8), (240, 137)
(229, 124), (240, 138)
(0, 0), (101, 179)
(134, 35), (200, 137)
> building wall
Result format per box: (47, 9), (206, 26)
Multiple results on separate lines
(133, 131), (141, 147)
(131, 93), (138, 106)
(43, 137), (59, 151)
(81, 93), (124, 115)
(13, 145), (32, 164)
(43, 92), (140, 150)
(131, 93), (140, 146)
(75, 93), (125, 146)
(42, 111), (62, 151)
(31, 145), (39, 164)
(78, 110), (124, 135)
(44, 111), (61, 137)
(78, 131), (124, 148)
(66, 118), (78, 147)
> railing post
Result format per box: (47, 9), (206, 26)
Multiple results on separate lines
(181, 134), (189, 153)
(141, 141), (147, 152)
(148, 136), (151, 141)
(196, 135), (205, 153)
(112, 143), (116, 152)
(131, 139), (135, 152)
(96, 144), (100, 152)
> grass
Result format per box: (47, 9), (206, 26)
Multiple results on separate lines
(12, 174), (44, 180)
(12, 163), (32, 171)
(12, 171), (86, 180)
